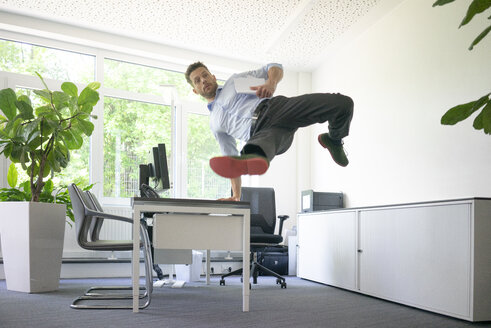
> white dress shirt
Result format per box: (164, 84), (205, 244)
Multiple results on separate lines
(207, 63), (283, 156)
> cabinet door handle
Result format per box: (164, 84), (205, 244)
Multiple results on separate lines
(357, 249), (363, 253)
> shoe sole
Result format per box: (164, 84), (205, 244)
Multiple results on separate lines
(318, 134), (348, 167)
(209, 156), (269, 178)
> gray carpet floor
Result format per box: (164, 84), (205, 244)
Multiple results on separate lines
(0, 276), (490, 328)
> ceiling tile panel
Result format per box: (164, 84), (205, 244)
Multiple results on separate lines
(0, 0), (383, 70)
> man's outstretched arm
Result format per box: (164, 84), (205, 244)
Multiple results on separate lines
(250, 66), (283, 98)
(218, 176), (241, 201)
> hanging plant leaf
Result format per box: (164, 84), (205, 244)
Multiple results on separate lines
(432, 0), (456, 6)
(459, 0), (491, 27)
(441, 93), (490, 125)
(0, 88), (17, 120)
(480, 102), (491, 134)
(469, 24), (491, 50)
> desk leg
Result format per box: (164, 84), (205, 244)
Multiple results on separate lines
(132, 209), (140, 313)
(243, 211), (250, 312)
(206, 250), (211, 285)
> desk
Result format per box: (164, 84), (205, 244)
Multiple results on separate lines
(131, 197), (250, 313)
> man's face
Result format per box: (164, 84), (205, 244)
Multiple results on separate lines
(190, 67), (218, 100)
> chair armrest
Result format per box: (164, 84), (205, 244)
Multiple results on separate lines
(277, 215), (289, 236)
(85, 208), (134, 224)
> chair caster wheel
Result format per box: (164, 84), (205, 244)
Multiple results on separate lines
(219, 279), (225, 286)
(281, 282), (287, 289)
(276, 278), (282, 284)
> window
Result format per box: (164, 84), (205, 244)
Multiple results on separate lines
(104, 58), (195, 100)
(103, 97), (171, 198)
(0, 39), (95, 83)
(186, 112), (230, 199)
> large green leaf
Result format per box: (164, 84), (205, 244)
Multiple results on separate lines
(61, 130), (83, 149)
(441, 94), (490, 125)
(23, 119), (39, 138)
(432, 0), (456, 6)
(33, 89), (52, 103)
(42, 161), (51, 177)
(7, 163), (18, 188)
(0, 124), (9, 138)
(86, 81), (101, 90)
(45, 118), (61, 131)
(80, 103), (95, 114)
(54, 141), (68, 157)
(47, 151), (61, 173)
(480, 101), (491, 134)
(470, 24), (491, 49)
(10, 143), (23, 162)
(5, 117), (23, 137)
(18, 95), (31, 107)
(19, 147), (29, 170)
(460, 0), (491, 27)
(27, 130), (41, 145)
(78, 87), (99, 107)
(1, 143), (12, 158)
(61, 82), (78, 97)
(75, 117), (94, 136)
(54, 147), (69, 168)
(0, 88), (17, 120)
(474, 109), (484, 129)
(41, 179), (54, 198)
(15, 100), (34, 120)
(35, 105), (53, 116)
(27, 134), (42, 149)
(52, 91), (70, 110)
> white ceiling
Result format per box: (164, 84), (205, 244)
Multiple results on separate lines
(0, 0), (398, 71)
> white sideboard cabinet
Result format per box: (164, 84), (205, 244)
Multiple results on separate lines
(297, 198), (491, 322)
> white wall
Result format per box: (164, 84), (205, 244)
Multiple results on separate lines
(310, 0), (491, 208)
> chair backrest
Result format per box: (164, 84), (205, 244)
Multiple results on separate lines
(68, 183), (94, 248)
(241, 187), (276, 235)
(85, 191), (105, 242)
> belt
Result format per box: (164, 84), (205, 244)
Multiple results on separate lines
(250, 100), (269, 136)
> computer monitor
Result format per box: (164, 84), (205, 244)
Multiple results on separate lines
(139, 143), (170, 192)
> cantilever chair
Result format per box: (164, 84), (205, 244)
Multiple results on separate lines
(68, 183), (153, 309)
(220, 187), (289, 288)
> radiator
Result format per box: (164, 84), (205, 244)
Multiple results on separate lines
(100, 205), (133, 240)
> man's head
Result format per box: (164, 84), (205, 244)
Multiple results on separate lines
(185, 61), (218, 101)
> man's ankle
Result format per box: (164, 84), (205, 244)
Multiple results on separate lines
(328, 134), (343, 145)
(241, 145), (267, 158)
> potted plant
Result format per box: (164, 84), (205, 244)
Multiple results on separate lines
(0, 73), (99, 293)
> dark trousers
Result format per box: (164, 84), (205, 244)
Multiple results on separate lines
(243, 93), (354, 162)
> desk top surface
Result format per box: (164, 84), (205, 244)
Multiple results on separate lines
(131, 197), (250, 209)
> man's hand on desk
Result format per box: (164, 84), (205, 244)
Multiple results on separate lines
(218, 196), (240, 202)
(217, 177), (241, 201)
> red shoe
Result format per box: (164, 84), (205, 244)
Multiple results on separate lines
(209, 155), (269, 178)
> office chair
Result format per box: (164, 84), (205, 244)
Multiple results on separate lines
(68, 184), (153, 309)
(220, 187), (289, 288)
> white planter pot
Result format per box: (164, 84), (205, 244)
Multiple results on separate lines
(0, 202), (66, 293)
